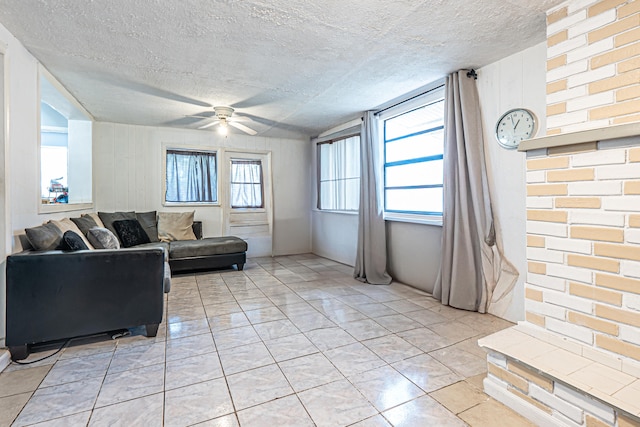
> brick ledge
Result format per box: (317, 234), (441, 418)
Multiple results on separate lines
(478, 324), (640, 420)
(518, 122), (640, 152)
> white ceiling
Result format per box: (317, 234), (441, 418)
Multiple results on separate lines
(0, 0), (564, 139)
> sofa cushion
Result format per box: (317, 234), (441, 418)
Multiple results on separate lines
(87, 227), (121, 250)
(157, 211), (197, 242)
(70, 215), (98, 236)
(98, 212), (136, 244)
(136, 211), (159, 243)
(25, 222), (63, 251)
(82, 213), (105, 228)
(169, 236), (247, 259)
(113, 219), (151, 248)
(61, 230), (89, 251)
(49, 218), (94, 250)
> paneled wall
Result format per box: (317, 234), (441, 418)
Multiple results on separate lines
(93, 122), (311, 257)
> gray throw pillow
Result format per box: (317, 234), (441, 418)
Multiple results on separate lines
(87, 227), (121, 250)
(98, 212), (135, 244)
(70, 215), (98, 236)
(136, 211), (159, 242)
(25, 222), (63, 251)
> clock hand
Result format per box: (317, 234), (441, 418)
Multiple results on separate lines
(514, 119), (521, 130)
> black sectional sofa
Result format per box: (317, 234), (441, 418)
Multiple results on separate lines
(6, 216), (247, 361)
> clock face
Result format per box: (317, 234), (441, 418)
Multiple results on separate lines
(495, 109), (536, 149)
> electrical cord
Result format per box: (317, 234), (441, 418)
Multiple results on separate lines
(11, 338), (71, 365)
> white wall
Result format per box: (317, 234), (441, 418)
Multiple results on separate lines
(0, 23), (99, 345)
(311, 210), (358, 266)
(93, 122), (311, 257)
(477, 41), (547, 322)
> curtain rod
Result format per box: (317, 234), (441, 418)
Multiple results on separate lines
(374, 82), (445, 116)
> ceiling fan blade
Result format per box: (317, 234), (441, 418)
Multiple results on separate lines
(198, 120), (219, 130)
(229, 121), (257, 135)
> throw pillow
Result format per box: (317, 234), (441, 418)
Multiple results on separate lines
(87, 227), (121, 250)
(157, 211), (197, 242)
(70, 215), (98, 236)
(61, 230), (89, 251)
(25, 222), (63, 251)
(113, 219), (151, 248)
(49, 218), (94, 250)
(136, 211), (159, 242)
(82, 213), (105, 228)
(98, 212), (136, 244)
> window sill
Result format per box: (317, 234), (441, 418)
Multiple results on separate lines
(162, 202), (221, 207)
(39, 202), (93, 214)
(312, 209), (359, 215)
(384, 212), (443, 226)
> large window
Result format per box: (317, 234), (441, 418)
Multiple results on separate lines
(165, 149), (217, 203)
(230, 159), (263, 208)
(318, 135), (360, 211)
(40, 68), (93, 209)
(382, 87), (445, 217)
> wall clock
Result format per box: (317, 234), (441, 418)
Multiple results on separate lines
(495, 108), (537, 149)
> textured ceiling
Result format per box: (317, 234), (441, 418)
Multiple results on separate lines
(0, 0), (564, 138)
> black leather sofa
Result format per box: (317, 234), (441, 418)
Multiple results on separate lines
(6, 247), (165, 361)
(5, 220), (247, 361)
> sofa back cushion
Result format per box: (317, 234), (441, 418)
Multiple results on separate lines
(82, 213), (105, 228)
(136, 211), (159, 242)
(61, 230), (89, 251)
(157, 211), (197, 242)
(49, 218), (94, 250)
(70, 215), (98, 236)
(98, 212), (135, 244)
(87, 227), (121, 250)
(113, 219), (151, 248)
(25, 222), (63, 251)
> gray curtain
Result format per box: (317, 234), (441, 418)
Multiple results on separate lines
(354, 111), (392, 285)
(434, 70), (518, 312)
(166, 150), (217, 203)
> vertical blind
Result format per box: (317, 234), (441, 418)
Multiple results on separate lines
(230, 159), (263, 208)
(165, 149), (217, 203)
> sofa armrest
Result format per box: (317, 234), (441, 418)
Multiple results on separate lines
(6, 247), (165, 347)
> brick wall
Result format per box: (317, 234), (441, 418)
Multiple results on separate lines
(526, 143), (640, 362)
(546, 0), (640, 134)
(485, 352), (640, 427)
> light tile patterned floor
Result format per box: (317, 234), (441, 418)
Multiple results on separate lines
(0, 254), (534, 426)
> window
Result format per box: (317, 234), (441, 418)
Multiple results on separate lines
(165, 149), (217, 203)
(230, 159), (263, 208)
(318, 135), (360, 211)
(40, 68), (93, 209)
(382, 87), (445, 217)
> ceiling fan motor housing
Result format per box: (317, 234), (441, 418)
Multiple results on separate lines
(214, 106), (234, 120)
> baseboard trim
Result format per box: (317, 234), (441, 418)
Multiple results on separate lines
(0, 349), (10, 373)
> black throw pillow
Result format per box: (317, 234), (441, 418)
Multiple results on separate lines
(113, 219), (151, 248)
(61, 230), (89, 251)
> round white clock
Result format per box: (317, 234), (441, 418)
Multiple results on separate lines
(495, 108), (537, 149)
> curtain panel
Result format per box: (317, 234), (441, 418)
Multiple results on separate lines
(230, 160), (263, 208)
(165, 150), (217, 203)
(434, 71), (518, 313)
(354, 112), (392, 285)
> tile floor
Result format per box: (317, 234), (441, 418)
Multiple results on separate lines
(0, 254), (534, 426)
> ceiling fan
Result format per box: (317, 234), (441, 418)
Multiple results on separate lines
(195, 106), (257, 135)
